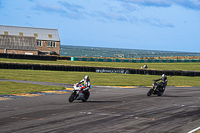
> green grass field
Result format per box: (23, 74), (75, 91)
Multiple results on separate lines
(0, 81), (64, 95)
(0, 69), (199, 86)
(0, 58), (200, 95)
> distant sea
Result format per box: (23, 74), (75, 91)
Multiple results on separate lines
(60, 45), (197, 58)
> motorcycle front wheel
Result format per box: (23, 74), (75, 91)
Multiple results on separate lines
(69, 92), (76, 103)
(147, 89), (153, 96)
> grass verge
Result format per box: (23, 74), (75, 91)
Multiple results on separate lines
(1, 69), (200, 87)
(0, 81), (65, 95)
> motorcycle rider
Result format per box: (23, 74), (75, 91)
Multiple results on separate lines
(155, 74), (168, 89)
(141, 64), (148, 69)
(76, 75), (91, 91)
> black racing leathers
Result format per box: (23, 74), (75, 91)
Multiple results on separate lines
(155, 77), (168, 87)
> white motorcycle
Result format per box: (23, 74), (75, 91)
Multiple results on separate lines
(68, 84), (90, 103)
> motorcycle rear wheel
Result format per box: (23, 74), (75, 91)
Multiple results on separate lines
(157, 91), (163, 96)
(69, 92), (76, 103)
(82, 91), (90, 102)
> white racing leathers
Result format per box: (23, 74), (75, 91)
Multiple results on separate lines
(78, 79), (91, 90)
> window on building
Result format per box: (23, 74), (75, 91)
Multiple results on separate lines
(52, 42), (56, 47)
(19, 32), (23, 36)
(47, 41), (51, 47)
(47, 41), (56, 47)
(4, 31), (8, 35)
(48, 34), (52, 38)
(37, 41), (42, 47)
(34, 33), (38, 37)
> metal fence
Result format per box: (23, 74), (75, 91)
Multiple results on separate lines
(114, 53), (200, 58)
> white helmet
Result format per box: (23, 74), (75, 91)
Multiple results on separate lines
(84, 75), (89, 81)
(162, 74), (166, 78)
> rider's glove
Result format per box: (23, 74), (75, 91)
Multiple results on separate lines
(76, 83), (79, 87)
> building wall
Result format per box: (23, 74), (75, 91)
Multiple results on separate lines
(0, 39), (60, 56)
(37, 41), (60, 55)
(0, 49), (38, 55)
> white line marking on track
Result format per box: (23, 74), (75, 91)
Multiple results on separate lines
(188, 126), (200, 133)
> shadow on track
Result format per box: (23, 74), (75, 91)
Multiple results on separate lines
(68, 100), (122, 104)
(85, 101), (122, 103)
(149, 95), (192, 98)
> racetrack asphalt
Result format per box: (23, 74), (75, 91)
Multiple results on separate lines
(0, 79), (200, 133)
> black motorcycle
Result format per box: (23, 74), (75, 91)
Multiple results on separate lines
(147, 80), (165, 96)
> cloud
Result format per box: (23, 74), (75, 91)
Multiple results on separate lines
(33, 3), (83, 19)
(118, 0), (172, 7)
(31, 1), (174, 27)
(118, 0), (200, 10)
(141, 18), (174, 28)
(87, 1), (129, 22)
(58, 1), (84, 13)
(26, 15), (31, 19)
(91, 11), (127, 22)
(121, 3), (138, 12)
(33, 3), (63, 13)
(86, 1), (173, 27)
(175, 0), (200, 10)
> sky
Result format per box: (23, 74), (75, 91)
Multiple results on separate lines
(0, 0), (200, 52)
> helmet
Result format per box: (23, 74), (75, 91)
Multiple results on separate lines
(162, 74), (166, 78)
(84, 75), (89, 81)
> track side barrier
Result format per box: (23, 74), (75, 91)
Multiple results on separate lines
(0, 53), (57, 61)
(0, 63), (200, 76)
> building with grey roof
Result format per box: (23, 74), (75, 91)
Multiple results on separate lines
(0, 25), (60, 55)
